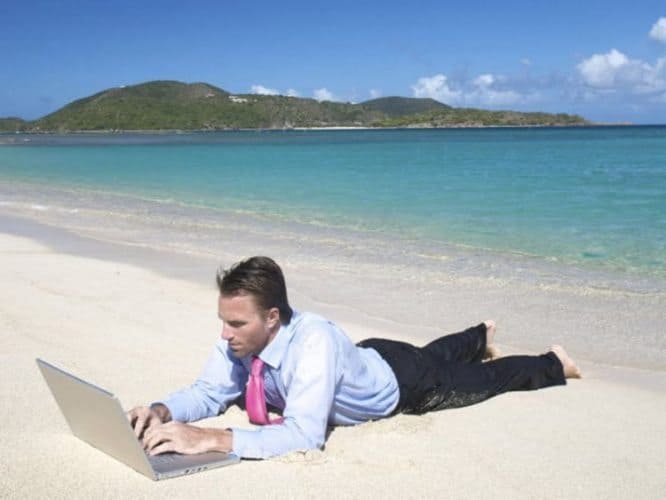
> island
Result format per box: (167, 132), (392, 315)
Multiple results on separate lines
(0, 80), (588, 132)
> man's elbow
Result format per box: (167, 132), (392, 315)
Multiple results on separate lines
(285, 418), (327, 452)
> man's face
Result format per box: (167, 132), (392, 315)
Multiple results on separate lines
(218, 293), (280, 358)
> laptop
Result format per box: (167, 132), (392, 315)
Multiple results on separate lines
(36, 358), (241, 480)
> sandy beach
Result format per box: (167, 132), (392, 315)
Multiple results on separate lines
(1, 213), (665, 499)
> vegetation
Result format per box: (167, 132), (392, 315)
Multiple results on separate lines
(27, 81), (383, 131)
(1, 80), (589, 132)
(0, 117), (28, 132)
(377, 108), (588, 128)
(361, 96), (450, 117)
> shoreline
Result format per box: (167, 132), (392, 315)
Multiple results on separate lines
(2, 177), (664, 291)
(3, 123), (656, 136)
(1, 207), (665, 373)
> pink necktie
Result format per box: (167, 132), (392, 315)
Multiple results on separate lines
(246, 356), (284, 425)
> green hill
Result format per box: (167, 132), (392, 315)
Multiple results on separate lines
(360, 96), (450, 117)
(8, 80), (588, 131)
(0, 117), (28, 132)
(32, 80), (384, 131)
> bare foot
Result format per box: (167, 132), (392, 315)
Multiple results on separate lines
(549, 345), (582, 379)
(483, 320), (502, 361)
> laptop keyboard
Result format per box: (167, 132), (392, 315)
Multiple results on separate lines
(148, 452), (182, 464)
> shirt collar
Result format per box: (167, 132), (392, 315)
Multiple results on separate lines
(256, 310), (300, 369)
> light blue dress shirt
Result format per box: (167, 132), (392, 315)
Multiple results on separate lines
(159, 310), (400, 459)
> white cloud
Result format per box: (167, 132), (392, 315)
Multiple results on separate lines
(401, 17), (666, 121)
(649, 17), (666, 43)
(469, 74), (524, 106)
(577, 49), (666, 94)
(411, 73), (527, 107)
(474, 74), (495, 88)
(411, 74), (463, 104)
(577, 49), (632, 87)
(313, 88), (335, 101)
(369, 89), (382, 99)
(251, 84), (279, 95)
(249, 85), (302, 98)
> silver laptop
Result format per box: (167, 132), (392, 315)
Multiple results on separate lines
(36, 358), (240, 480)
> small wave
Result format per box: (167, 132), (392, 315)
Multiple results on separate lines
(54, 207), (80, 214)
(30, 204), (50, 211)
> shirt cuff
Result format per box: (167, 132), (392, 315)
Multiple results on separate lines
(230, 427), (266, 459)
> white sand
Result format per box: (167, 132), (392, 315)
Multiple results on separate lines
(1, 232), (665, 499)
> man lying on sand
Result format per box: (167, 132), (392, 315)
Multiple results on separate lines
(128, 256), (581, 459)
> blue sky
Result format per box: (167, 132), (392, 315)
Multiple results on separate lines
(2, 0), (665, 123)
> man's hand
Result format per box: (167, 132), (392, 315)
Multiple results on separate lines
(142, 421), (233, 456)
(127, 404), (171, 439)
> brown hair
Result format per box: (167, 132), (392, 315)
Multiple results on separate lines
(216, 256), (293, 324)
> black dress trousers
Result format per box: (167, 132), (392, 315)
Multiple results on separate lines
(357, 323), (566, 415)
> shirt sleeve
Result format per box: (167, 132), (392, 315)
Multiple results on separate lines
(157, 340), (246, 423)
(231, 325), (340, 459)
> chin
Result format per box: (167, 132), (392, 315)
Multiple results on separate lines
(230, 348), (249, 359)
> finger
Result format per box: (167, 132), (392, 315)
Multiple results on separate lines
(127, 408), (143, 431)
(149, 440), (176, 456)
(140, 416), (162, 439)
(133, 414), (147, 438)
(143, 426), (171, 451)
(142, 426), (159, 450)
(143, 434), (157, 451)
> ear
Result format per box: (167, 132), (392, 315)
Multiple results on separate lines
(267, 307), (281, 327)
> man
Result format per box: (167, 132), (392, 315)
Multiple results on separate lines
(129, 256), (580, 459)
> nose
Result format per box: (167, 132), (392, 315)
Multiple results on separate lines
(221, 324), (233, 341)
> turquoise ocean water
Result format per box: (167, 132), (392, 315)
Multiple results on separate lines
(1, 127), (665, 282)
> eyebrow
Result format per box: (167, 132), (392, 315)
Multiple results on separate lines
(218, 314), (246, 327)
